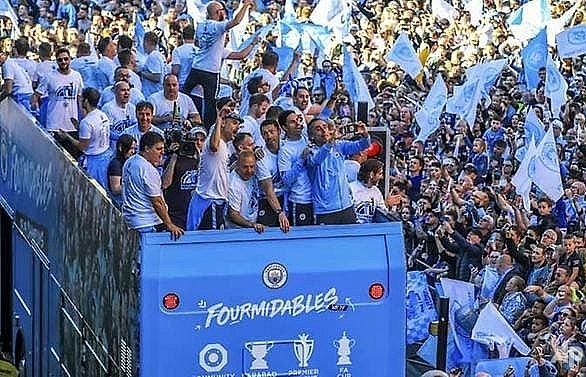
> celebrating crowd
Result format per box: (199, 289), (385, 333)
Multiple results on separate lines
(3, 0), (586, 374)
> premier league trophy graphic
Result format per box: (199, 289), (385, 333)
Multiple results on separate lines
(333, 332), (355, 365)
(245, 341), (274, 370)
(294, 334), (314, 368)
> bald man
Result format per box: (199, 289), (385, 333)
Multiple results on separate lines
(492, 254), (522, 306)
(182, 0), (253, 128)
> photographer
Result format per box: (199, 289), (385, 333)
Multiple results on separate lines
(162, 127), (206, 229)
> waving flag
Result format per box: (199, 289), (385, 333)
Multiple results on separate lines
(309, 0), (348, 27)
(544, 54), (568, 119)
(134, 14), (146, 54)
(228, 3), (250, 53)
(343, 46), (375, 111)
(464, 0), (483, 26)
(238, 22), (276, 59)
(185, 0), (206, 22)
(507, 0), (551, 42)
(524, 107), (546, 144)
(512, 136), (537, 211)
(283, 0), (296, 22)
(521, 28), (547, 90)
(556, 24), (586, 59)
(446, 78), (483, 128)
(385, 33), (423, 79)
(547, 1), (580, 46)
(415, 75), (448, 142)
(431, 0), (458, 22)
(533, 126), (563, 202)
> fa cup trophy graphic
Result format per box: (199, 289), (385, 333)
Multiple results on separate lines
(294, 334), (314, 368)
(333, 332), (355, 365)
(245, 341), (274, 370)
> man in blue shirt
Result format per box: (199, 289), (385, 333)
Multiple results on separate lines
(182, 0), (252, 128)
(304, 118), (371, 225)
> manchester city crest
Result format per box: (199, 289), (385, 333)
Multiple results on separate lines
(262, 263), (288, 289)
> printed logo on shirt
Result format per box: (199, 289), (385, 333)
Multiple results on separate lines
(55, 82), (77, 101)
(180, 170), (198, 190)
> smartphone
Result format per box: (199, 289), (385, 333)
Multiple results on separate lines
(357, 101), (368, 124)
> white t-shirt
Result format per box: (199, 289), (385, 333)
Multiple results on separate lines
(78, 108), (111, 155)
(122, 153), (163, 229)
(97, 86), (145, 108)
(344, 159), (360, 183)
(239, 115), (264, 147)
(101, 100), (137, 134)
(13, 57), (37, 81)
(239, 68), (279, 115)
(192, 19), (228, 73)
(35, 69), (84, 131)
(2, 58), (33, 95)
(141, 50), (167, 98)
(196, 129), (230, 200)
(256, 147), (284, 197)
(350, 181), (385, 224)
(147, 91), (199, 129)
(171, 42), (196, 88)
(228, 169), (259, 223)
(32, 60), (57, 87)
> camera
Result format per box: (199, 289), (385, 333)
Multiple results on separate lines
(164, 128), (198, 157)
(341, 123), (357, 135)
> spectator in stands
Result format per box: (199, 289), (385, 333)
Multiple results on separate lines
(95, 36), (117, 91)
(240, 93), (270, 147)
(99, 67), (145, 108)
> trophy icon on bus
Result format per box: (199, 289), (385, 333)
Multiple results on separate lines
(294, 333), (314, 368)
(333, 332), (355, 365)
(245, 341), (274, 370)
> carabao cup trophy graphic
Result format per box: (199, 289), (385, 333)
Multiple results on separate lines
(294, 334), (314, 368)
(245, 341), (274, 370)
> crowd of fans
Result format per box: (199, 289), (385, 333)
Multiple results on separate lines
(3, 0), (586, 374)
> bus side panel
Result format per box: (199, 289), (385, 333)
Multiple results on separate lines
(0, 99), (141, 376)
(139, 224), (406, 377)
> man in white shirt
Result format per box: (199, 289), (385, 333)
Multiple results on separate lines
(139, 31), (167, 98)
(122, 131), (184, 239)
(56, 87), (112, 190)
(102, 81), (137, 148)
(186, 104), (242, 230)
(228, 150), (265, 233)
(148, 74), (201, 130)
(239, 93), (270, 147)
(122, 101), (164, 142)
(182, 0), (252, 128)
(0, 47), (34, 112)
(98, 67), (145, 108)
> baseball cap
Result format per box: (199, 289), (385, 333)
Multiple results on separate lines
(225, 113), (244, 124)
(190, 126), (207, 137)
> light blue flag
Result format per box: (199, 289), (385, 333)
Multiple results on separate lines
(299, 23), (334, 56)
(274, 47), (295, 73)
(185, 0), (206, 22)
(439, 278), (476, 364)
(547, 1), (580, 46)
(556, 24), (586, 59)
(385, 33), (423, 79)
(472, 303), (531, 357)
(466, 58), (508, 98)
(343, 46), (375, 111)
(283, 0), (296, 22)
(534, 125), (563, 201)
(229, 3), (250, 53)
(276, 21), (300, 49)
(507, 0), (551, 42)
(544, 54), (568, 119)
(524, 107), (546, 145)
(134, 15), (146, 55)
(309, 0), (347, 27)
(0, 0), (19, 37)
(511, 136), (537, 211)
(446, 78), (483, 128)
(415, 75), (447, 142)
(431, 0), (458, 22)
(238, 23), (276, 58)
(475, 358), (533, 377)
(406, 271), (437, 345)
(521, 28), (547, 90)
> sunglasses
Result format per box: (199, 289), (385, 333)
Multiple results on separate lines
(56, 57), (69, 62)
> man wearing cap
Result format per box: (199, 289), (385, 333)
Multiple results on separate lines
(162, 126), (206, 229)
(186, 104), (242, 230)
(182, 0), (253, 128)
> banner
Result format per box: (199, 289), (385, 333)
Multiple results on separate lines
(406, 271), (437, 344)
(556, 24), (586, 59)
